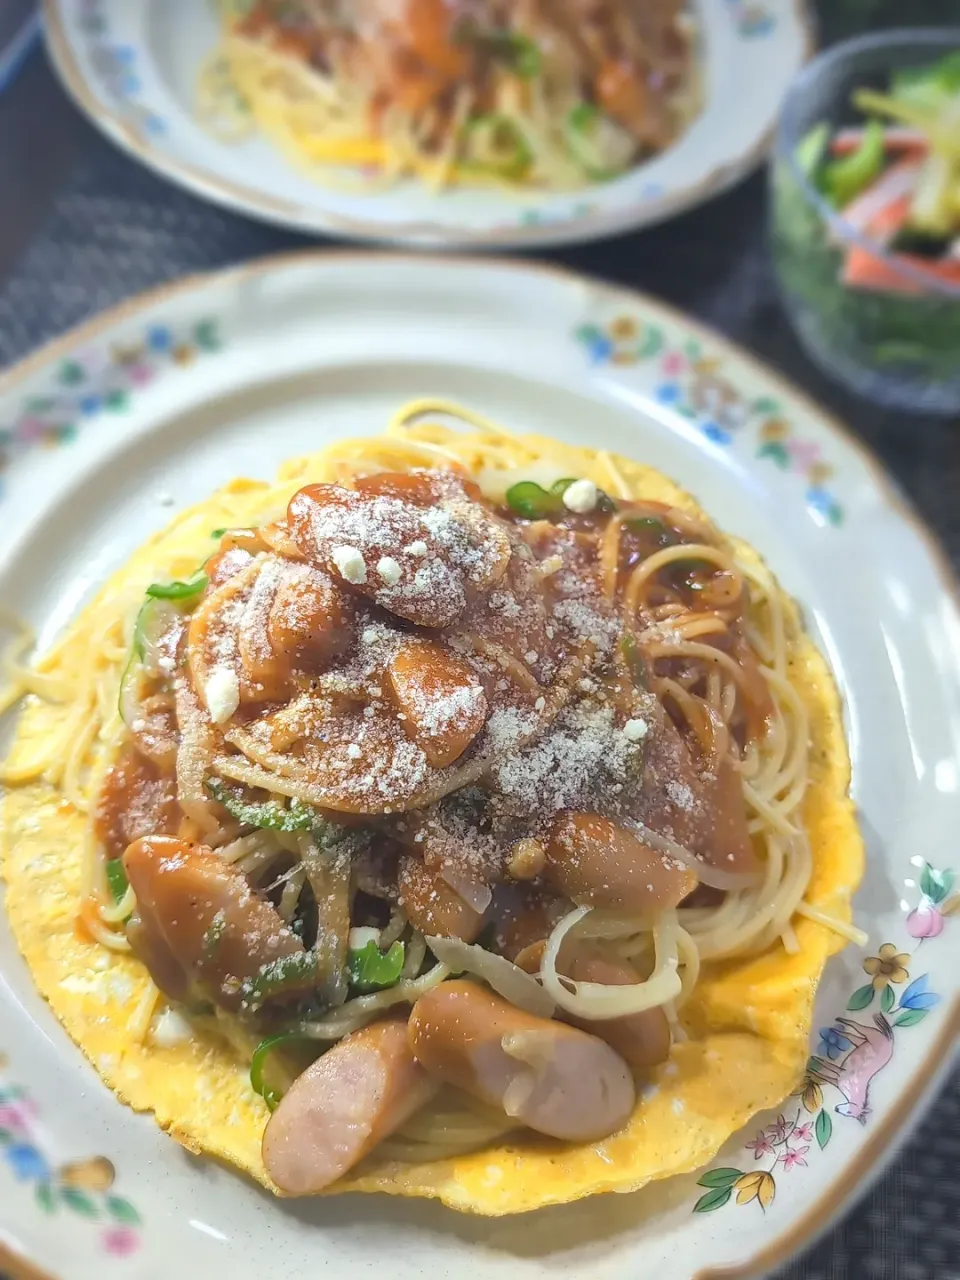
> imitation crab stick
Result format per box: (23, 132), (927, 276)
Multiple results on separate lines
(841, 186), (960, 293)
(837, 158), (924, 231)
(831, 125), (928, 158)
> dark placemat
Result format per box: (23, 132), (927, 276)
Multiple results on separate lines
(0, 45), (958, 1280)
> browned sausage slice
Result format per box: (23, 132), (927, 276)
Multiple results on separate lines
(544, 812), (697, 913)
(408, 980), (635, 1142)
(262, 1015), (438, 1194)
(123, 836), (306, 1012)
(385, 640), (487, 768)
(398, 855), (487, 942)
(565, 947), (672, 1069)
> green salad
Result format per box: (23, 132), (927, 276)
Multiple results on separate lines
(773, 50), (960, 382)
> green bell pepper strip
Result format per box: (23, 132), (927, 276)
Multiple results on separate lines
(145, 572), (209, 601)
(249, 1033), (315, 1111)
(347, 940), (405, 993)
(820, 119), (886, 208)
(205, 779), (337, 838)
(461, 113), (534, 181)
(105, 858), (129, 905)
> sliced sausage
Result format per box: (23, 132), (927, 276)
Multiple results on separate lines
(123, 836), (307, 1012)
(408, 980), (635, 1142)
(95, 746), (180, 860)
(398, 855), (486, 942)
(262, 1015), (438, 1194)
(267, 563), (352, 673)
(385, 640), (487, 768)
(565, 947), (672, 1069)
(287, 482), (470, 628)
(206, 546), (255, 591)
(704, 754), (759, 876)
(544, 812), (697, 913)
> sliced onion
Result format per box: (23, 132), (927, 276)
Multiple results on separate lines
(541, 907), (682, 1021)
(173, 673), (220, 833)
(425, 935), (555, 1019)
(439, 864), (492, 915)
(627, 820), (760, 892)
(476, 463), (568, 504)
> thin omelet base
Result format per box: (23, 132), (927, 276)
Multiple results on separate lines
(0, 446), (863, 1215)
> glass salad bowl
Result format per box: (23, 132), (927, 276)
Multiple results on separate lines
(771, 29), (960, 416)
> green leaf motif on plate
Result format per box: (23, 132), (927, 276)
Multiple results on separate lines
(194, 320), (222, 352)
(35, 1181), (56, 1214)
(693, 1186), (733, 1213)
(894, 1008), (929, 1028)
(636, 327), (663, 360)
(846, 984), (875, 1012)
(58, 361), (85, 387)
(752, 396), (782, 415)
(815, 1109), (833, 1150)
(920, 865), (953, 904)
(881, 985), (895, 1014)
(106, 1193), (141, 1225)
(696, 1167), (743, 1189)
(60, 1186), (98, 1218)
(756, 441), (789, 468)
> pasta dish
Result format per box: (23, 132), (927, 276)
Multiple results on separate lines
(199, 1), (700, 192)
(0, 402), (863, 1210)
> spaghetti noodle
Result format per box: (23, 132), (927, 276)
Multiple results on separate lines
(0, 401), (865, 1202)
(198, 1), (700, 193)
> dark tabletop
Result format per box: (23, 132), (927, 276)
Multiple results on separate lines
(1, 27), (959, 1280)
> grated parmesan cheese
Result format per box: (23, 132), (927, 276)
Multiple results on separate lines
(332, 544), (368, 584)
(562, 478), (599, 513)
(204, 666), (240, 724)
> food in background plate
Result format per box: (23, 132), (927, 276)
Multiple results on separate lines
(198, 1), (700, 192)
(773, 49), (960, 383)
(804, 50), (960, 290)
(0, 402), (862, 1214)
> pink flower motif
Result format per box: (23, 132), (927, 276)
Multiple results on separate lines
(661, 352), (686, 376)
(745, 1131), (775, 1159)
(128, 364), (155, 386)
(785, 440), (821, 471)
(791, 1122), (813, 1143)
(0, 1101), (29, 1134)
(765, 1113), (792, 1144)
(102, 1226), (140, 1257)
(15, 416), (46, 444)
(778, 1145), (810, 1171)
(907, 900), (944, 940)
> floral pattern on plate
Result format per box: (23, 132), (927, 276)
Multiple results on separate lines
(693, 863), (957, 1214)
(725, 2), (777, 38)
(0, 319), (221, 498)
(576, 315), (844, 526)
(76, 0), (164, 137)
(0, 1062), (142, 1256)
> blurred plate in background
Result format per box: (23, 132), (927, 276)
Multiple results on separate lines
(43, 0), (813, 249)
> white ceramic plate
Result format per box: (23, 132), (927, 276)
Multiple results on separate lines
(1, 252), (958, 1280)
(43, 0), (813, 249)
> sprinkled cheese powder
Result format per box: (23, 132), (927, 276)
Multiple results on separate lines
(623, 718), (648, 742)
(204, 666), (240, 724)
(332, 545), (367, 584)
(377, 556), (402, 585)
